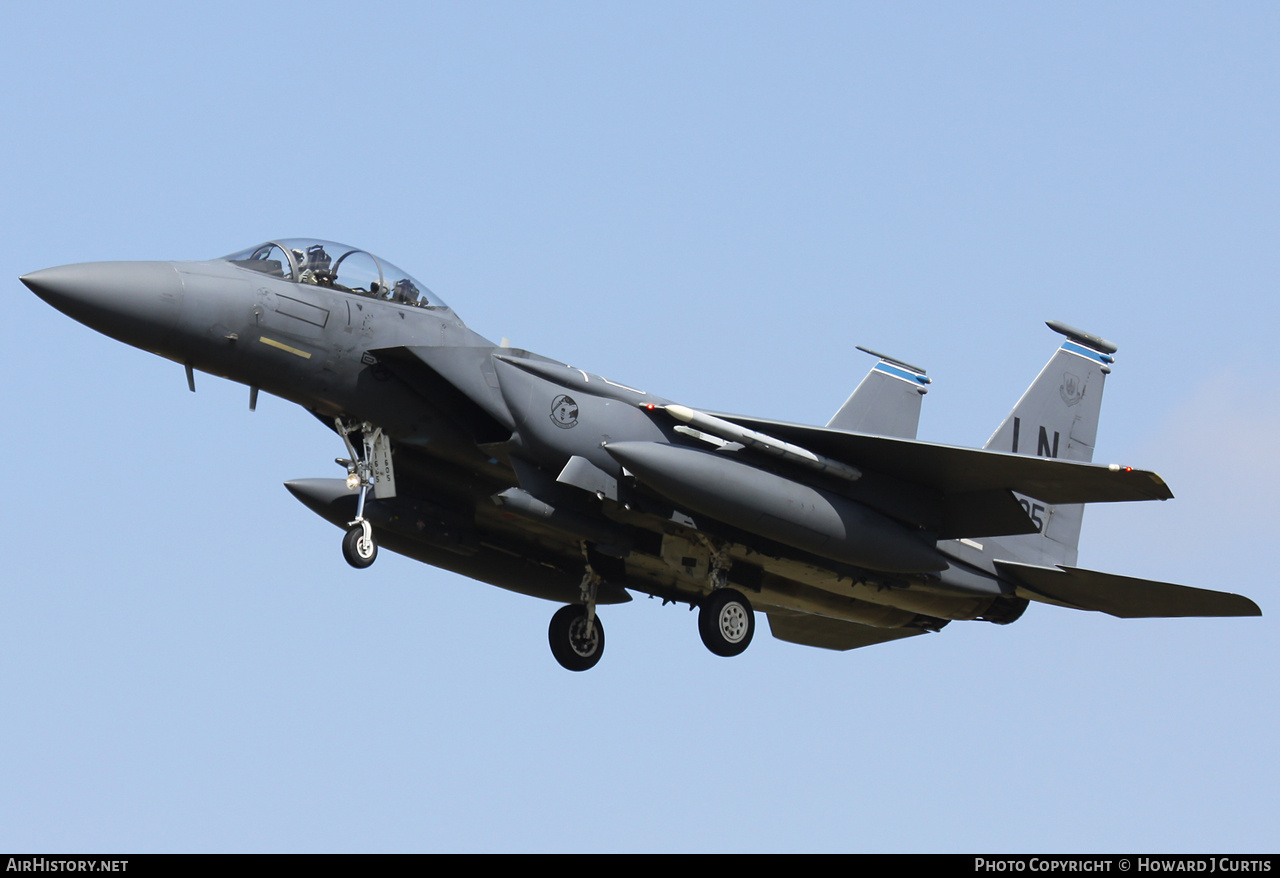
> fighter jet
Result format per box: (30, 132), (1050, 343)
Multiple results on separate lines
(22, 238), (1260, 670)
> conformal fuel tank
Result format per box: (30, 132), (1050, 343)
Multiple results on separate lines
(604, 441), (947, 574)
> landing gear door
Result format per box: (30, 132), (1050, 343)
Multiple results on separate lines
(369, 431), (397, 499)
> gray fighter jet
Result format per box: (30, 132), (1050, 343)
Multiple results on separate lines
(22, 238), (1260, 670)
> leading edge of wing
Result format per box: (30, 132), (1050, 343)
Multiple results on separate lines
(995, 560), (1262, 618)
(707, 413), (1173, 505)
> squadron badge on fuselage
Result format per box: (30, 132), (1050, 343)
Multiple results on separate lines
(550, 394), (579, 429)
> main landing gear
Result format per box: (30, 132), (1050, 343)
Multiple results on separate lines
(695, 537), (754, 657)
(548, 604), (605, 672)
(549, 548), (606, 671)
(546, 541), (756, 671)
(698, 588), (755, 657)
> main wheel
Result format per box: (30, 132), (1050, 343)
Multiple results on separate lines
(698, 589), (755, 657)
(342, 524), (377, 569)
(548, 605), (605, 671)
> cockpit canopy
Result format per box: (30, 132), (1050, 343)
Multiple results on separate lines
(222, 239), (450, 311)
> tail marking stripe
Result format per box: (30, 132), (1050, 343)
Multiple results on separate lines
(1060, 341), (1115, 365)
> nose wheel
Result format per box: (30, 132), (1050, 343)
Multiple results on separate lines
(342, 522), (378, 569)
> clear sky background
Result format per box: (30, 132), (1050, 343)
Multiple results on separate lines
(2, 1), (1276, 853)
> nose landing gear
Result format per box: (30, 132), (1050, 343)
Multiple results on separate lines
(335, 418), (395, 569)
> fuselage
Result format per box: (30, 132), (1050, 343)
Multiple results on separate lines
(22, 238), (1032, 644)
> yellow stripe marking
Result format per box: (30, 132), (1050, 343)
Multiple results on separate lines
(258, 336), (313, 359)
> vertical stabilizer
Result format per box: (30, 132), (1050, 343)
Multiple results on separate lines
(983, 322), (1117, 566)
(827, 347), (931, 438)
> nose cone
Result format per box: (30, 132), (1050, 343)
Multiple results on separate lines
(22, 261), (183, 352)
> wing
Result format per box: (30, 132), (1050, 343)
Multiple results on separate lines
(708, 412), (1171, 503)
(373, 344), (1170, 544)
(687, 411), (1168, 540)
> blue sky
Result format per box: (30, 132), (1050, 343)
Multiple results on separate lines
(2, 2), (1276, 852)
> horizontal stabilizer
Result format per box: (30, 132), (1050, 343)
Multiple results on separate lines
(996, 560), (1262, 618)
(767, 613), (928, 651)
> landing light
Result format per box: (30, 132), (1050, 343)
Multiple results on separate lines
(346, 473), (361, 491)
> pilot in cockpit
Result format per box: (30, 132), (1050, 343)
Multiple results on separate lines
(392, 278), (421, 305)
(298, 244), (335, 286)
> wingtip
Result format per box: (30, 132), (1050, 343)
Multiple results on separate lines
(1147, 471), (1174, 501)
(1108, 465), (1174, 501)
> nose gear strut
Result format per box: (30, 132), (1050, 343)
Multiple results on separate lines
(335, 418), (395, 569)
